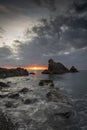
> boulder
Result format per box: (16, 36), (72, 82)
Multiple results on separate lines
(39, 80), (53, 86)
(19, 88), (29, 94)
(0, 82), (9, 90)
(70, 66), (78, 73)
(29, 72), (35, 75)
(8, 93), (19, 99)
(46, 90), (63, 102)
(5, 101), (14, 108)
(54, 111), (73, 119)
(42, 59), (69, 74)
(23, 98), (37, 104)
(0, 67), (29, 78)
(0, 111), (15, 130)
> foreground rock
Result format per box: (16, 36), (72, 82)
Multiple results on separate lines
(0, 67), (29, 78)
(0, 111), (15, 130)
(42, 59), (78, 74)
(46, 89), (70, 104)
(39, 79), (54, 86)
(8, 93), (19, 99)
(0, 82), (9, 90)
(19, 87), (29, 94)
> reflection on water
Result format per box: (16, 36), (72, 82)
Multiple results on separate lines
(33, 70), (37, 80)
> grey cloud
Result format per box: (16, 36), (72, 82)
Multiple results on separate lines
(0, 46), (12, 58)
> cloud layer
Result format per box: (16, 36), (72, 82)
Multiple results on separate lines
(0, 0), (87, 69)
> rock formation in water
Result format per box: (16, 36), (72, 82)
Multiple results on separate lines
(42, 59), (69, 74)
(70, 66), (79, 73)
(42, 59), (78, 74)
(0, 67), (29, 78)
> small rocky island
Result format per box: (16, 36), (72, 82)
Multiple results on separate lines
(0, 67), (29, 78)
(42, 59), (78, 74)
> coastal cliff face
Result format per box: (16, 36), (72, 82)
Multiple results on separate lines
(0, 67), (29, 78)
(42, 59), (78, 74)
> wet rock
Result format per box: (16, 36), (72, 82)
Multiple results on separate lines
(23, 99), (32, 104)
(7, 81), (11, 85)
(0, 94), (8, 98)
(50, 83), (55, 88)
(5, 101), (14, 108)
(19, 88), (29, 94)
(70, 66), (78, 73)
(29, 72), (35, 75)
(46, 90), (64, 102)
(8, 93), (19, 99)
(54, 111), (73, 119)
(23, 98), (37, 104)
(0, 111), (15, 130)
(0, 82), (9, 90)
(39, 80), (53, 86)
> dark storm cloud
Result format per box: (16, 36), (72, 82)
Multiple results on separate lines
(0, 0), (87, 68)
(15, 7), (87, 67)
(0, 0), (56, 13)
(73, 0), (87, 12)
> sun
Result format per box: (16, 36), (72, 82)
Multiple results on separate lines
(24, 66), (48, 70)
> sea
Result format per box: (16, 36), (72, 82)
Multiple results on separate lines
(0, 70), (87, 130)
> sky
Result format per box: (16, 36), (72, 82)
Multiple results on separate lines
(0, 0), (87, 69)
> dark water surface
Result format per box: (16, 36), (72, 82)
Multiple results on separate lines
(34, 70), (87, 130)
(0, 70), (87, 130)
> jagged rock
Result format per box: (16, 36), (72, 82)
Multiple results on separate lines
(0, 111), (15, 130)
(42, 59), (69, 74)
(70, 66), (78, 73)
(39, 80), (53, 86)
(46, 90), (63, 102)
(0, 67), (29, 78)
(0, 94), (8, 98)
(8, 93), (19, 99)
(5, 101), (14, 108)
(0, 82), (9, 90)
(19, 88), (29, 94)
(54, 111), (73, 119)
(23, 98), (37, 104)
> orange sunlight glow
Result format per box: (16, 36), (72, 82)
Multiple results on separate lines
(0, 65), (48, 71)
(24, 66), (48, 70)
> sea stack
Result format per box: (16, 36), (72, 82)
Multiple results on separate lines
(42, 59), (79, 74)
(42, 59), (69, 74)
(70, 66), (78, 73)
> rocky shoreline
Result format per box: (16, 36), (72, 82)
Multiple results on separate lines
(0, 67), (29, 78)
(0, 75), (79, 130)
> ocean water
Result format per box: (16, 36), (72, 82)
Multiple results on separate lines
(0, 70), (87, 130)
(35, 70), (87, 130)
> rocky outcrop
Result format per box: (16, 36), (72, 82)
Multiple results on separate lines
(70, 66), (78, 73)
(0, 67), (29, 78)
(19, 88), (29, 94)
(0, 82), (9, 90)
(8, 93), (19, 99)
(0, 111), (15, 130)
(42, 59), (69, 74)
(42, 59), (78, 74)
(39, 79), (53, 86)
